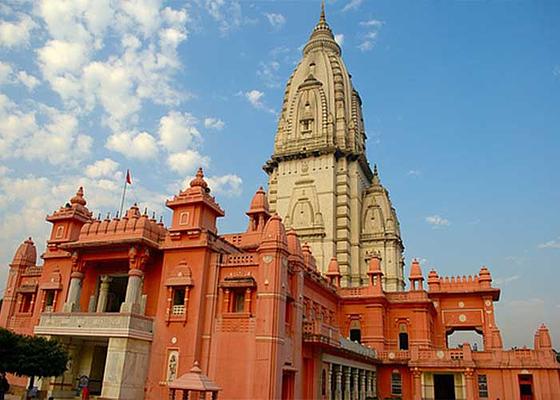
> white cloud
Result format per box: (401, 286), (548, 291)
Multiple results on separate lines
(34, 2), (189, 131)
(264, 13), (286, 30)
(106, 131), (158, 160)
(360, 19), (384, 28)
(0, 14), (36, 47)
(425, 215), (450, 227)
(342, 0), (363, 12)
(257, 61), (281, 88)
(538, 237), (560, 249)
(0, 62), (13, 84)
(358, 40), (374, 52)
(407, 169), (421, 176)
(167, 150), (210, 175)
(335, 34), (345, 47)
(244, 89), (274, 113)
(17, 71), (40, 90)
(205, 0), (243, 34)
(85, 158), (120, 179)
(205, 174), (242, 197)
(37, 40), (90, 77)
(180, 173), (242, 197)
(494, 275), (520, 286)
(204, 117), (225, 130)
(158, 111), (201, 152)
(358, 19), (383, 52)
(245, 90), (264, 107)
(0, 99), (92, 165)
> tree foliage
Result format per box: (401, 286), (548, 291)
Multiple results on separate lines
(0, 328), (69, 378)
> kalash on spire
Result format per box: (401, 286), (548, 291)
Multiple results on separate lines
(264, 2), (405, 290)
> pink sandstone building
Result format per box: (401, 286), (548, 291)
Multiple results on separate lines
(1, 6), (559, 400)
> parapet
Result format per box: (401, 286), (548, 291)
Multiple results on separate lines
(73, 205), (167, 247)
(427, 266), (500, 299)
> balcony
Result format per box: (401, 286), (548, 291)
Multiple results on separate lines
(34, 312), (154, 341)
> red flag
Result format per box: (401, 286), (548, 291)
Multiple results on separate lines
(126, 169), (132, 185)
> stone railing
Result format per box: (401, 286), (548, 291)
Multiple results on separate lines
(339, 337), (377, 359)
(223, 254), (257, 266)
(303, 321), (377, 361)
(35, 312), (154, 341)
(377, 350), (411, 363)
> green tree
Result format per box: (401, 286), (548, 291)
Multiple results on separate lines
(0, 328), (20, 373)
(0, 328), (69, 391)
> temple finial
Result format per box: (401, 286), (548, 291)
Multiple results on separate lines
(321, 0), (326, 21)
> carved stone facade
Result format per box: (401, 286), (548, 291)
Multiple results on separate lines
(264, 7), (404, 290)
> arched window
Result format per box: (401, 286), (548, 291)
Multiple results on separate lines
(399, 332), (409, 350)
(349, 319), (361, 343)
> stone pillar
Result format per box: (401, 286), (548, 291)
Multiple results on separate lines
(352, 368), (359, 400)
(101, 337), (151, 399)
(120, 268), (143, 313)
(244, 288), (252, 314)
(96, 275), (112, 312)
(412, 368), (422, 400)
(344, 366), (351, 400)
(365, 371), (372, 398)
(335, 365), (342, 400)
(326, 363), (332, 400)
(465, 368), (475, 400)
(63, 271), (84, 312)
(359, 370), (365, 400)
(370, 371), (377, 398)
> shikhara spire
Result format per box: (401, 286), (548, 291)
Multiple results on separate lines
(265, 8), (405, 289)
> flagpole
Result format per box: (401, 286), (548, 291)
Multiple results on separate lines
(119, 174), (128, 217)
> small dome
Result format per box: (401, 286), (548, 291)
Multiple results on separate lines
(70, 186), (87, 207)
(286, 229), (303, 258)
(262, 213), (287, 246)
(12, 237), (37, 266)
(428, 269), (439, 281)
(479, 266), (492, 282)
(190, 168), (209, 191)
(126, 204), (141, 218)
(249, 187), (269, 213)
(409, 259), (424, 280)
(326, 257), (340, 275)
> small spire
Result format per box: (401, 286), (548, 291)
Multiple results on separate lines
(70, 186), (87, 207)
(190, 167), (209, 191)
(320, 0), (326, 22)
(372, 164), (381, 186)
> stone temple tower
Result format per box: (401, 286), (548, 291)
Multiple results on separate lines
(264, 4), (405, 290)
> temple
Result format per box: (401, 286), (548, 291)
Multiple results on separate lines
(1, 5), (559, 400)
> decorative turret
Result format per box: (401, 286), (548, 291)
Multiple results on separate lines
(427, 269), (440, 291)
(0, 237), (39, 326)
(246, 187), (271, 232)
(478, 266), (492, 288)
(166, 168), (225, 237)
(46, 186), (93, 247)
(286, 229), (304, 263)
(534, 324), (553, 350)
(260, 214), (288, 251)
(302, 243), (317, 271)
(189, 167), (209, 192)
(11, 237), (37, 267)
(325, 257), (341, 287)
(409, 259), (424, 291)
(367, 253), (384, 294)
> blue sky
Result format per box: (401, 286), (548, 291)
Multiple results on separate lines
(0, 0), (559, 347)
